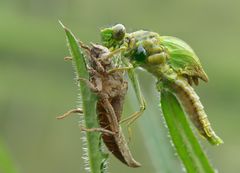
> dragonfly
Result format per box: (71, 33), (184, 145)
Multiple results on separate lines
(58, 42), (141, 167)
(100, 24), (223, 145)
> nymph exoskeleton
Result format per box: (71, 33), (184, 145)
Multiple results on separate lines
(100, 24), (223, 145)
(58, 42), (141, 167)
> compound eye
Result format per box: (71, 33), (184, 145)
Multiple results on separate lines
(112, 24), (126, 41)
(135, 44), (147, 61)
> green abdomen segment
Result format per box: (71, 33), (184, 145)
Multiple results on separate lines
(167, 79), (223, 145)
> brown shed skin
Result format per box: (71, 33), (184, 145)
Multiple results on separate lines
(83, 44), (140, 167)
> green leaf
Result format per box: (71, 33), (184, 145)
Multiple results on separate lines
(60, 21), (106, 173)
(160, 90), (215, 173)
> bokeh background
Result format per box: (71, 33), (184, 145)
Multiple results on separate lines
(0, 0), (239, 173)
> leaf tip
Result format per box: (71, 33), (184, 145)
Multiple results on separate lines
(58, 20), (69, 32)
(58, 20), (65, 27)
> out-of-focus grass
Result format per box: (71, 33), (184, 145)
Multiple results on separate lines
(0, 137), (18, 173)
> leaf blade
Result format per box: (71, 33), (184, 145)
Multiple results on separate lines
(60, 22), (106, 173)
(161, 90), (215, 173)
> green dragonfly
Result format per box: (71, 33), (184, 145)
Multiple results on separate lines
(100, 24), (223, 145)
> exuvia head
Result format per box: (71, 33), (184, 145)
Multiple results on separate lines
(100, 24), (126, 48)
(90, 43), (109, 58)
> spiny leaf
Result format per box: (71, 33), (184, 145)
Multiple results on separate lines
(160, 90), (216, 173)
(60, 21), (107, 173)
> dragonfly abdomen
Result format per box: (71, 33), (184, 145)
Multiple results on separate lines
(170, 79), (223, 145)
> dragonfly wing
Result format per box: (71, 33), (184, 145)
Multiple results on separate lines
(161, 36), (209, 82)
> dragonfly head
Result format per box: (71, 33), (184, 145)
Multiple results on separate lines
(101, 24), (126, 48)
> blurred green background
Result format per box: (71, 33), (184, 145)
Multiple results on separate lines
(0, 0), (239, 173)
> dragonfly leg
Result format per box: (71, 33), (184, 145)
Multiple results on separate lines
(99, 46), (127, 61)
(107, 64), (133, 74)
(120, 112), (140, 142)
(120, 102), (145, 124)
(119, 67), (147, 140)
(56, 108), (83, 120)
(120, 99), (146, 141)
(121, 105), (144, 124)
(121, 66), (146, 123)
(80, 126), (115, 135)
